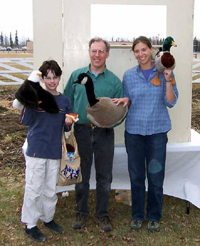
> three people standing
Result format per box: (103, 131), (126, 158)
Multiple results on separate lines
(17, 36), (178, 243)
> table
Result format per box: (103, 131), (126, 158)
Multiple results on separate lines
(57, 130), (200, 209)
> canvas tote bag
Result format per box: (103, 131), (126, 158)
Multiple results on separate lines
(57, 130), (82, 186)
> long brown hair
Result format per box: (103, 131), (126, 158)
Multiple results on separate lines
(132, 36), (152, 52)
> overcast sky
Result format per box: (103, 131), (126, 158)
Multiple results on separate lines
(0, 0), (33, 41)
(0, 0), (199, 42)
(91, 1), (200, 40)
(91, 5), (167, 40)
(194, 0), (200, 38)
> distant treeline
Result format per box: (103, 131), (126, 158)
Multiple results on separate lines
(193, 37), (200, 52)
(149, 37), (200, 51)
(0, 30), (28, 48)
(112, 37), (166, 45)
(144, 37), (164, 45)
(112, 36), (200, 52)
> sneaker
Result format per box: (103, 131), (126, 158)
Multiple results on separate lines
(25, 226), (46, 242)
(71, 213), (88, 229)
(148, 221), (160, 232)
(130, 220), (143, 230)
(44, 220), (64, 233)
(96, 216), (113, 232)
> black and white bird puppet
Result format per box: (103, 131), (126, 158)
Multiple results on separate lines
(15, 70), (59, 113)
(74, 73), (128, 128)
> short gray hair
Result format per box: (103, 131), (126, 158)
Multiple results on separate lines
(89, 37), (110, 52)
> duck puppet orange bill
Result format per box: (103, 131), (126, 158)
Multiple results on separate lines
(65, 113), (79, 122)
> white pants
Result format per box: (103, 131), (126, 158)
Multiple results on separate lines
(21, 155), (60, 227)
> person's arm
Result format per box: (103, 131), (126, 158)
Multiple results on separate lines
(111, 73), (131, 107)
(19, 108), (36, 126)
(163, 70), (178, 107)
(112, 76), (123, 98)
(64, 97), (73, 131)
(164, 70), (175, 103)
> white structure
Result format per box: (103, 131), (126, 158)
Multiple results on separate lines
(33, 0), (194, 144)
(33, 0), (200, 209)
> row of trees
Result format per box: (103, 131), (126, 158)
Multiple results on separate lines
(112, 36), (166, 45)
(1, 31), (200, 51)
(193, 37), (200, 52)
(112, 36), (200, 51)
(0, 30), (27, 47)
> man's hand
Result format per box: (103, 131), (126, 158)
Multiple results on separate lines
(112, 97), (130, 107)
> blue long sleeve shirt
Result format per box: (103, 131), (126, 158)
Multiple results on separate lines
(123, 65), (178, 135)
(20, 94), (72, 159)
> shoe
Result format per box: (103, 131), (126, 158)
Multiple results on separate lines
(25, 226), (46, 242)
(44, 220), (64, 233)
(148, 221), (160, 232)
(96, 216), (113, 232)
(71, 213), (88, 229)
(130, 220), (143, 230)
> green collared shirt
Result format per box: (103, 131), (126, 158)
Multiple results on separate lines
(64, 65), (123, 124)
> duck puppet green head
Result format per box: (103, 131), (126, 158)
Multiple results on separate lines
(151, 36), (177, 86)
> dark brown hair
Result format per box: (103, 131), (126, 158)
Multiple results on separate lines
(39, 60), (62, 78)
(132, 36), (152, 52)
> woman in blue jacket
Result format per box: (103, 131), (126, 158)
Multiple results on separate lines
(113, 36), (178, 232)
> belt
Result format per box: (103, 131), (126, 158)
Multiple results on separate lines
(78, 123), (97, 129)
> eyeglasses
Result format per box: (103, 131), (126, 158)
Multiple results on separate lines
(90, 49), (107, 55)
(43, 76), (59, 81)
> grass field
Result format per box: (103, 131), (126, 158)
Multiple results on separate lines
(0, 51), (33, 58)
(1, 53), (200, 245)
(0, 52), (33, 82)
(0, 91), (200, 246)
(193, 53), (200, 81)
(1, 159), (200, 246)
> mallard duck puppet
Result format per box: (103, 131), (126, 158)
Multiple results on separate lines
(14, 70), (59, 113)
(74, 73), (128, 128)
(151, 36), (177, 86)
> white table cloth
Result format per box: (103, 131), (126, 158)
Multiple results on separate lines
(57, 129), (200, 209)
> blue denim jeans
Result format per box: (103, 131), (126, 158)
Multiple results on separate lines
(74, 124), (114, 218)
(125, 131), (168, 222)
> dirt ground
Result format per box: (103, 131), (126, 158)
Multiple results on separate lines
(0, 86), (27, 172)
(191, 83), (200, 132)
(1, 84), (200, 171)
(1, 83), (200, 246)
